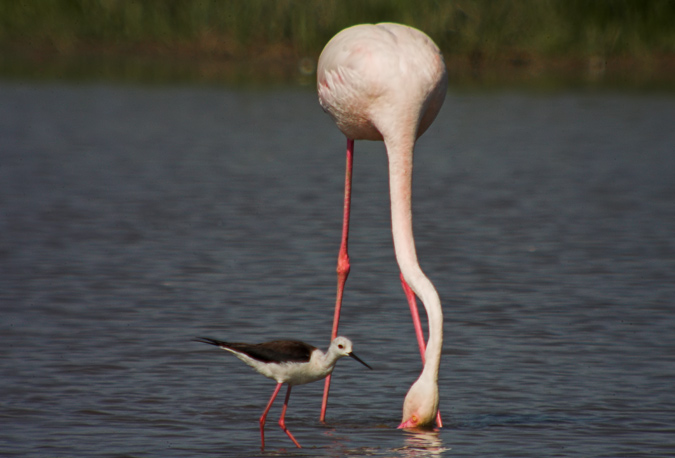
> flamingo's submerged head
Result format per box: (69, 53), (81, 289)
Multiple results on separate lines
(398, 374), (439, 429)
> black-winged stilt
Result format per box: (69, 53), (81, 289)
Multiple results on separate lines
(194, 335), (371, 450)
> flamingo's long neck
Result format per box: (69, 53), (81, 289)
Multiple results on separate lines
(385, 136), (443, 381)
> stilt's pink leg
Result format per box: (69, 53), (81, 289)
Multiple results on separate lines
(278, 386), (302, 448)
(400, 274), (443, 428)
(260, 383), (283, 451)
(321, 138), (354, 423)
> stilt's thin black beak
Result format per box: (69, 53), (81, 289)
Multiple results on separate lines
(349, 352), (372, 369)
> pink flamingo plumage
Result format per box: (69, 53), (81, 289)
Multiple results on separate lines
(316, 23), (447, 428)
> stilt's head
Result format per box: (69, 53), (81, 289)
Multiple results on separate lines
(398, 374), (439, 429)
(330, 337), (372, 369)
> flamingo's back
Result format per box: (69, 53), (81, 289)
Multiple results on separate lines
(317, 23), (447, 143)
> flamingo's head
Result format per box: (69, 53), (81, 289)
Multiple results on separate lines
(398, 375), (439, 429)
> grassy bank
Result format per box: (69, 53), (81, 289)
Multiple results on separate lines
(2, 0), (675, 86)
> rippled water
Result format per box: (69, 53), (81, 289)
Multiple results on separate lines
(1, 83), (674, 457)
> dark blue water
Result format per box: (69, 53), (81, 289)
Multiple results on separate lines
(1, 83), (674, 457)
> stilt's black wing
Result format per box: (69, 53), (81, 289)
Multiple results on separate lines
(195, 338), (315, 364)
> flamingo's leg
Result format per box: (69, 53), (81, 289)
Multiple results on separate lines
(401, 273), (427, 361)
(321, 138), (355, 423)
(400, 274), (443, 428)
(260, 383), (283, 451)
(278, 386), (302, 448)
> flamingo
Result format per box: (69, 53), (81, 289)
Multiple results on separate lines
(316, 23), (447, 428)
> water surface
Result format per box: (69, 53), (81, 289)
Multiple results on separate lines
(1, 83), (674, 457)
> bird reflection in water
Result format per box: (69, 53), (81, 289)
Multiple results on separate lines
(321, 425), (448, 457)
(397, 429), (449, 457)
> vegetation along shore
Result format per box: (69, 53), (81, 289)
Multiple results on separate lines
(1, 0), (674, 87)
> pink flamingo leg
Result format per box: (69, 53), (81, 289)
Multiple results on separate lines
(401, 273), (427, 360)
(278, 386), (302, 448)
(320, 138), (354, 423)
(259, 383), (283, 451)
(400, 274), (443, 428)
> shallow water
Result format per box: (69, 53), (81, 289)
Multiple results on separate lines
(1, 83), (674, 457)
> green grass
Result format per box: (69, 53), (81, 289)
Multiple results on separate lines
(2, 0), (675, 57)
(2, 0), (675, 86)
